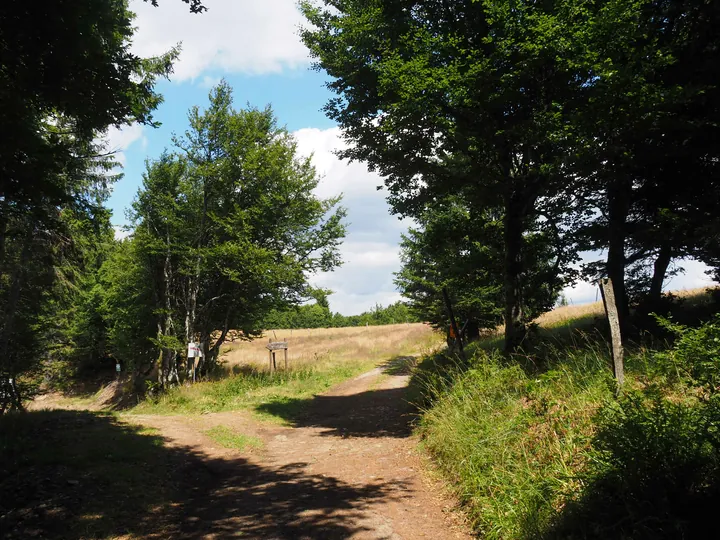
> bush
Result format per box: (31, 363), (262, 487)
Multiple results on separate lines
(546, 316), (720, 539)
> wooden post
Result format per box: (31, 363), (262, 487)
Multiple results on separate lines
(272, 351), (277, 371)
(268, 337), (273, 372)
(284, 338), (288, 370)
(442, 287), (466, 361)
(599, 277), (624, 389)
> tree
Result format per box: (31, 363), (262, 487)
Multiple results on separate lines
(123, 82), (347, 385)
(396, 194), (567, 341)
(0, 0), (177, 227)
(301, 0), (583, 351)
(0, 0), (180, 407)
(572, 0), (720, 330)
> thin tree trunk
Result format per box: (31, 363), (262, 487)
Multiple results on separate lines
(159, 231), (178, 386)
(649, 243), (672, 306)
(0, 230), (32, 410)
(185, 173), (208, 372)
(606, 180), (631, 341)
(503, 191), (526, 354)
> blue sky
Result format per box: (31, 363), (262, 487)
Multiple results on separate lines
(106, 0), (714, 316)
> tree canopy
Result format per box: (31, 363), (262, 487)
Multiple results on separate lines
(301, 0), (720, 350)
(105, 82), (347, 385)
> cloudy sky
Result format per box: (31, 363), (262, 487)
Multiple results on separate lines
(107, 0), (713, 315)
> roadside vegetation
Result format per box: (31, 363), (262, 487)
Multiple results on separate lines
(37, 322), (437, 423)
(409, 288), (720, 539)
(132, 322), (437, 419)
(203, 425), (263, 452)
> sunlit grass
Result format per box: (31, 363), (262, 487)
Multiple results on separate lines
(204, 425), (263, 451)
(131, 323), (442, 418)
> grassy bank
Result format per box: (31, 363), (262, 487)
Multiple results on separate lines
(413, 337), (614, 538)
(132, 360), (374, 419)
(411, 289), (720, 539)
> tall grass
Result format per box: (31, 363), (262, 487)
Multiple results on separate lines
(411, 289), (720, 539)
(220, 322), (439, 370)
(412, 339), (615, 538)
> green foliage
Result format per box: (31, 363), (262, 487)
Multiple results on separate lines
(654, 314), (720, 390)
(301, 0), (586, 351)
(573, 392), (720, 539)
(301, 0), (720, 349)
(413, 311), (720, 539)
(99, 239), (159, 376)
(0, 0), (178, 406)
(395, 195), (569, 338)
(412, 341), (612, 538)
(132, 360), (373, 419)
(0, 0), (177, 220)
(106, 81), (347, 385)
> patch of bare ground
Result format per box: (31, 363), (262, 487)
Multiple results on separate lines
(11, 356), (470, 539)
(127, 356), (470, 539)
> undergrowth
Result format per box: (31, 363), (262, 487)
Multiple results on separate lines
(412, 314), (720, 539)
(412, 335), (613, 538)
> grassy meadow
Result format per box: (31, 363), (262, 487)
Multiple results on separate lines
(132, 322), (440, 418)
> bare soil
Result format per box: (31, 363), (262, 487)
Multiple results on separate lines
(17, 358), (471, 539)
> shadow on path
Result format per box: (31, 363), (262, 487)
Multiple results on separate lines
(1, 410), (408, 539)
(255, 355), (419, 438)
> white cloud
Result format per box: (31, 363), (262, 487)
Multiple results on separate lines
(294, 127), (387, 199)
(102, 123), (147, 166)
(198, 75), (222, 89)
(666, 258), (715, 291)
(293, 127), (408, 315)
(562, 280), (600, 306)
(113, 226), (132, 241)
(129, 0), (309, 81)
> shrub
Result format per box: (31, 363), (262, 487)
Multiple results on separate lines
(547, 316), (720, 539)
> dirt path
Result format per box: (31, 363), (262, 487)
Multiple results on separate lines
(125, 358), (471, 539)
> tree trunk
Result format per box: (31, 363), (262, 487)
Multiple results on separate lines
(503, 191), (526, 354)
(159, 232), (178, 386)
(465, 320), (480, 342)
(606, 180), (631, 341)
(649, 243), (672, 306)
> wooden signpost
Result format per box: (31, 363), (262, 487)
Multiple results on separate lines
(266, 338), (289, 371)
(598, 278), (625, 389)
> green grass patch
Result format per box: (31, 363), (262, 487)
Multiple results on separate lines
(131, 359), (376, 423)
(412, 341), (613, 539)
(204, 425), (263, 451)
(411, 307), (720, 539)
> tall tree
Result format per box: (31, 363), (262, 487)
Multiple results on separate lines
(0, 0), (181, 408)
(123, 83), (347, 385)
(301, 0), (583, 351)
(574, 0), (720, 330)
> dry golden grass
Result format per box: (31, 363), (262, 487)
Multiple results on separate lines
(536, 286), (716, 328)
(218, 287), (715, 370)
(535, 301), (605, 328)
(220, 323), (442, 372)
